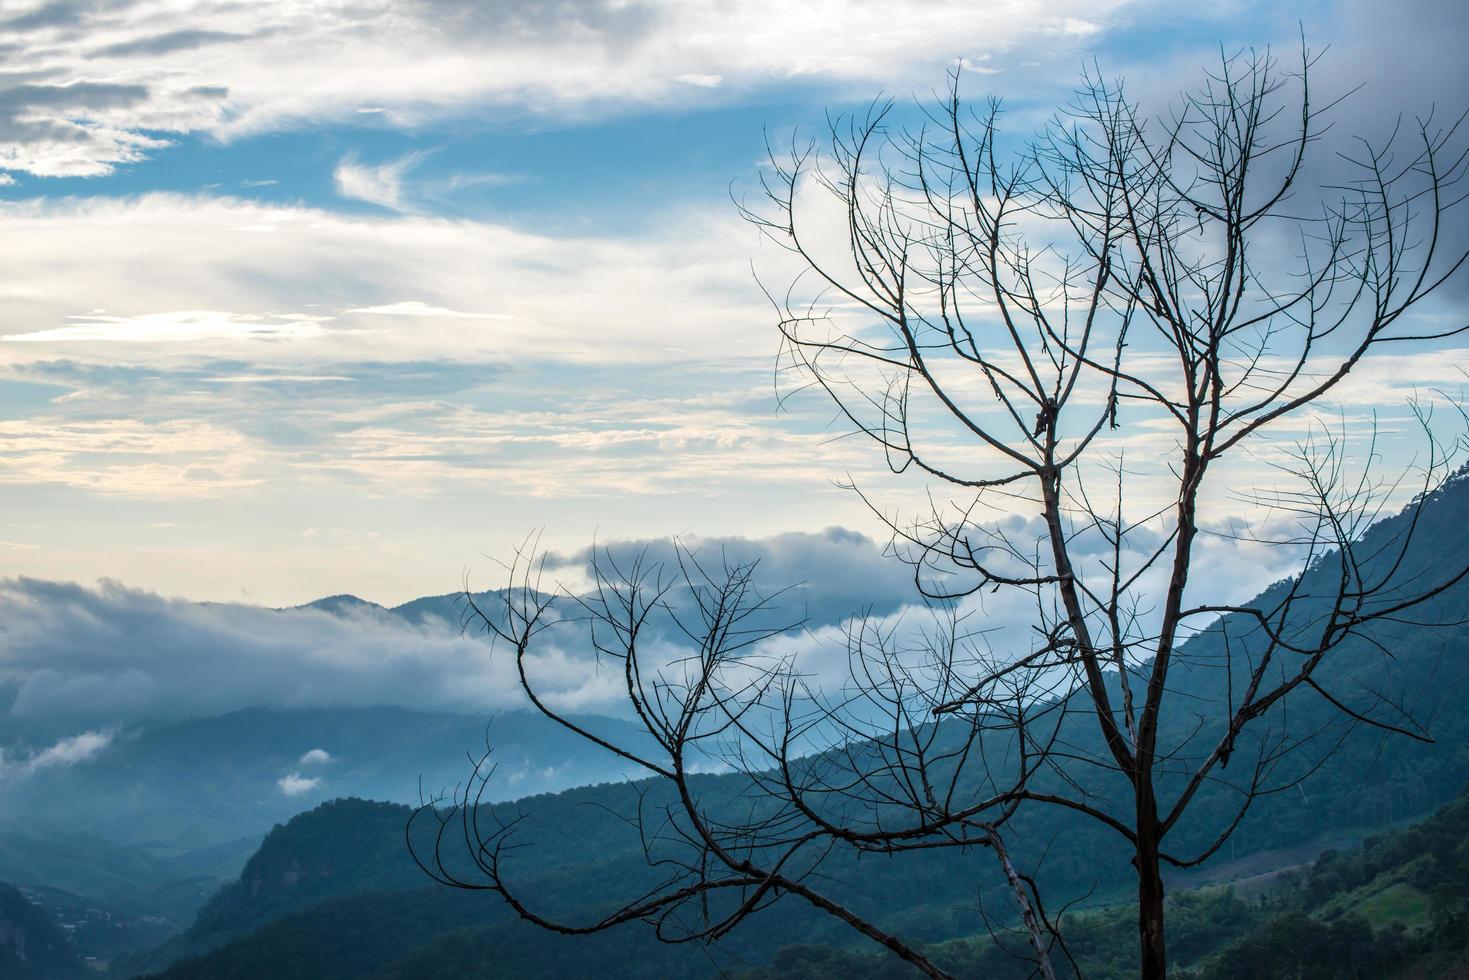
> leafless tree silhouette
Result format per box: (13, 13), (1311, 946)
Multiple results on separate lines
(412, 543), (1072, 978)
(414, 45), (1469, 979)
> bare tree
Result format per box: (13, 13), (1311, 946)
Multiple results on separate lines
(737, 43), (1469, 976)
(414, 46), (1469, 979)
(412, 545), (1071, 978)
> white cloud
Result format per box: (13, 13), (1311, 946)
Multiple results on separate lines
(0, 478), (1435, 757)
(0, 0), (1134, 177)
(0, 577), (619, 726)
(0, 190), (1456, 565)
(0, 730), (113, 779)
(0, 532), (909, 729)
(29, 730), (112, 770)
(2, 311), (334, 344)
(0, 417), (266, 498)
(344, 301), (509, 320)
(333, 152), (423, 211)
(0, 194), (771, 366)
(277, 772), (320, 796)
(201, 373), (353, 383)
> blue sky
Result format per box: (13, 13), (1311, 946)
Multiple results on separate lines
(0, 0), (1464, 605)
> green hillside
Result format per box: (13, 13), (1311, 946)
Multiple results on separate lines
(151, 780), (1469, 980)
(115, 476), (1469, 978)
(728, 784), (1469, 977)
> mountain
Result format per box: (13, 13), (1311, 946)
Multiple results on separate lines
(123, 796), (742, 980)
(126, 769), (1469, 980)
(13, 884), (179, 969)
(109, 474), (1469, 977)
(114, 796), (711, 978)
(293, 589), (516, 631)
(0, 880), (88, 980)
(295, 594), (390, 619)
(111, 799), (436, 977)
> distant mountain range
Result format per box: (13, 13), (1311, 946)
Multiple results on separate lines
(60, 472), (1466, 977)
(288, 590), (494, 629)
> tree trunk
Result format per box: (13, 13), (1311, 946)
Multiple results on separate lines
(1136, 831), (1167, 979)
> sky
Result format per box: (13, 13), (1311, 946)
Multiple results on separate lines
(0, 0), (1466, 611)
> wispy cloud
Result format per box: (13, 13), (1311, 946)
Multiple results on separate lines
(333, 152), (424, 211)
(0, 194), (770, 367)
(344, 301), (509, 320)
(0, 730), (113, 779)
(437, 172), (524, 191)
(2, 311), (334, 344)
(0, 417), (266, 498)
(201, 373), (353, 384)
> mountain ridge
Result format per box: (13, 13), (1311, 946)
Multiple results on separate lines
(115, 471), (1469, 977)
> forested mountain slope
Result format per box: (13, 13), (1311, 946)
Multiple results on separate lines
(735, 784), (1469, 979)
(123, 476), (1469, 978)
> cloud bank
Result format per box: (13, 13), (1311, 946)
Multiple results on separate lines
(0, 576), (588, 727)
(0, 519), (1319, 736)
(0, 529), (912, 730)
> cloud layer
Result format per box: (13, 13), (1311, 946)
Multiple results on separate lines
(0, 0), (1128, 176)
(0, 516), (1322, 737)
(0, 193), (764, 363)
(0, 576), (596, 726)
(0, 528), (914, 729)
